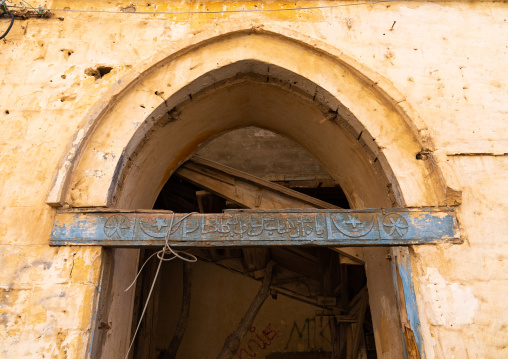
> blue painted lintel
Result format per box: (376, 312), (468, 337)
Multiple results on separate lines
(50, 208), (461, 247)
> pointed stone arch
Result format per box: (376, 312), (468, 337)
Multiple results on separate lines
(47, 26), (448, 358)
(47, 26), (445, 210)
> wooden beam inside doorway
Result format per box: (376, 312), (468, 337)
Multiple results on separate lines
(176, 156), (364, 263)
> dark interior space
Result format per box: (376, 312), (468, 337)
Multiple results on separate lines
(131, 161), (377, 359)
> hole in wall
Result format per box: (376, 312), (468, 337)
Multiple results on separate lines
(60, 49), (74, 59)
(59, 94), (77, 102)
(98, 66), (113, 77)
(84, 66), (113, 80)
(416, 151), (429, 160)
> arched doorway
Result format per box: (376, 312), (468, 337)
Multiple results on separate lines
(130, 127), (373, 358)
(48, 27), (449, 358)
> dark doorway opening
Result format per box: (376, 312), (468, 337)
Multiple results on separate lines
(131, 174), (377, 359)
(130, 127), (377, 359)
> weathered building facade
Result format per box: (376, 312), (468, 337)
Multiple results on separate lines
(0, 0), (507, 358)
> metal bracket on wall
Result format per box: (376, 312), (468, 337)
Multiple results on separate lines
(1, 6), (51, 19)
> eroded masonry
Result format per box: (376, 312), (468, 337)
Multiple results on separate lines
(1, 1), (507, 359)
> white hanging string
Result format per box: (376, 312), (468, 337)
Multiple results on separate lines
(124, 212), (197, 359)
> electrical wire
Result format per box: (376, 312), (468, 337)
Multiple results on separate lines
(0, 0), (14, 40)
(18, 0), (44, 14)
(7, 0), (403, 16)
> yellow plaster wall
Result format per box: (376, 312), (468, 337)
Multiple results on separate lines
(0, 1), (507, 358)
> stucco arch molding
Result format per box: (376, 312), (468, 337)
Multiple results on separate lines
(46, 26), (445, 208)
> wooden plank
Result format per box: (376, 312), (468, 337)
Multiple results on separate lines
(158, 262), (193, 359)
(270, 247), (322, 281)
(242, 247), (270, 273)
(216, 262), (275, 359)
(394, 248), (424, 358)
(270, 286), (341, 310)
(178, 156), (364, 263)
(50, 208), (461, 247)
(349, 288), (369, 359)
(320, 248), (340, 359)
(178, 156), (338, 210)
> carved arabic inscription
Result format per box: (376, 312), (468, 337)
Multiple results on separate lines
(50, 208), (461, 247)
(103, 212), (411, 241)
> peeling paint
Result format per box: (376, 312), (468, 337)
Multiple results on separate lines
(419, 268), (478, 327)
(50, 208), (461, 247)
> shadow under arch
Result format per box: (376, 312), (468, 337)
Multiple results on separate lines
(46, 27), (446, 358)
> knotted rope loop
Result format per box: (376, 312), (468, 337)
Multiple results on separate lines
(124, 212), (197, 359)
